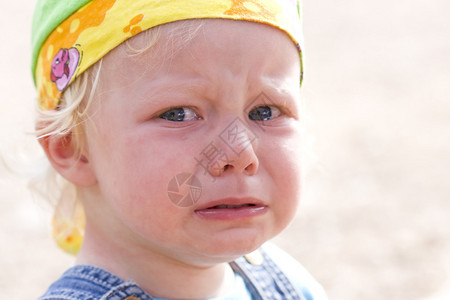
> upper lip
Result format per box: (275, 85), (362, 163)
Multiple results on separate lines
(195, 197), (266, 211)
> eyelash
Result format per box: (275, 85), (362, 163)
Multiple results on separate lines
(158, 105), (283, 122)
(248, 105), (281, 121)
(158, 107), (200, 122)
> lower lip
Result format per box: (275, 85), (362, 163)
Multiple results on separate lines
(194, 206), (268, 221)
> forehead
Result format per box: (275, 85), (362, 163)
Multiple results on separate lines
(101, 19), (300, 75)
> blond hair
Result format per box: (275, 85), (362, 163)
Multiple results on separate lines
(32, 20), (205, 253)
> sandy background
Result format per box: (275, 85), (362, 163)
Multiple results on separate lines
(1, 0), (449, 299)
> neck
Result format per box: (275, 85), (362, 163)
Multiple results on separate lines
(76, 221), (235, 299)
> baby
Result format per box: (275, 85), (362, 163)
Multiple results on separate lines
(32, 0), (327, 299)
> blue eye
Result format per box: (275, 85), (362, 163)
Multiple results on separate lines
(248, 106), (281, 121)
(159, 107), (199, 122)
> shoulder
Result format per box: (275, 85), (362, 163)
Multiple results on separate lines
(37, 265), (103, 300)
(261, 242), (328, 300)
(37, 265), (152, 300)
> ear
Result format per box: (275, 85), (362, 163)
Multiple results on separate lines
(39, 133), (97, 187)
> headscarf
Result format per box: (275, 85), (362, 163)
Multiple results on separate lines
(32, 0), (303, 110)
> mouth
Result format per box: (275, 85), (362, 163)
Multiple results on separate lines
(208, 204), (257, 209)
(194, 199), (267, 220)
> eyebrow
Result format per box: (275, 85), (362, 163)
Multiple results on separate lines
(131, 70), (299, 111)
(126, 76), (210, 118)
(135, 74), (206, 99)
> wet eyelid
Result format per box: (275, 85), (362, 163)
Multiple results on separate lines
(155, 106), (200, 117)
(157, 106), (203, 123)
(249, 103), (290, 118)
(248, 105), (283, 121)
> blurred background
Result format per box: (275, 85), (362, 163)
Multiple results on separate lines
(1, 0), (449, 299)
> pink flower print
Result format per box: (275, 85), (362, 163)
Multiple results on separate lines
(50, 48), (80, 92)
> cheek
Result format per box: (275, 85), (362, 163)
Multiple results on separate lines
(263, 133), (303, 223)
(92, 129), (192, 186)
(87, 132), (196, 230)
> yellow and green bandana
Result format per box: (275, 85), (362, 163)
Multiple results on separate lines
(32, 0), (304, 111)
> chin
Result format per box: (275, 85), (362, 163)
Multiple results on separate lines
(195, 229), (276, 263)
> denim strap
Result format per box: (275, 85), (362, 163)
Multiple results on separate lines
(230, 249), (305, 300)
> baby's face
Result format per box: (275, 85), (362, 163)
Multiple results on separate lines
(83, 20), (302, 264)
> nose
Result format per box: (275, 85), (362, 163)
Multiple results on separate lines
(197, 117), (259, 177)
